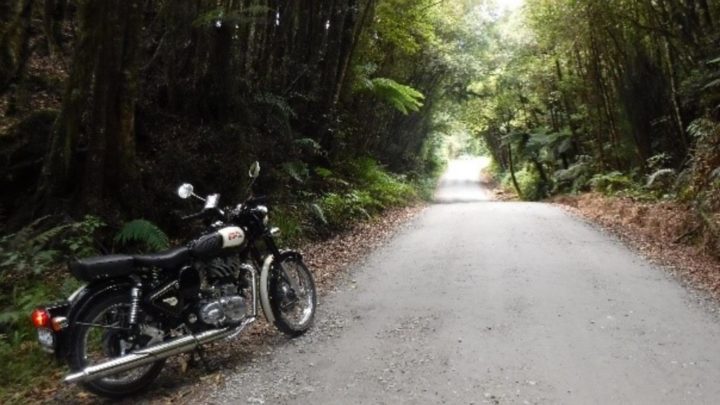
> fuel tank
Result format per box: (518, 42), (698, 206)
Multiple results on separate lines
(190, 226), (246, 258)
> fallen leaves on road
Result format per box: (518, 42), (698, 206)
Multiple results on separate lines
(302, 204), (427, 292)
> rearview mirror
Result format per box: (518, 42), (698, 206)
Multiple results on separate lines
(177, 183), (194, 199)
(249, 161), (260, 179)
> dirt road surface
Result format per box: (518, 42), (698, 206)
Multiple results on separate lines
(207, 158), (720, 404)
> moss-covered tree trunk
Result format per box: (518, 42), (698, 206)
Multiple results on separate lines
(0, 0), (33, 94)
(37, 0), (142, 214)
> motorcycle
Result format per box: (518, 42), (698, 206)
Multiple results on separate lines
(29, 162), (317, 397)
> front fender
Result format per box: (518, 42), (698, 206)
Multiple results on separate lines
(259, 251), (303, 324)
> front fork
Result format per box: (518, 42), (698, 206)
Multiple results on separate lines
(263, 236), (301, 294)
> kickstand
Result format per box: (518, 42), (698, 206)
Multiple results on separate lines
(191, 346), (215, 373)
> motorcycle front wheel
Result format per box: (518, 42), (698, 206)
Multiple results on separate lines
(268, 255), (317, 337)
(68, 290), (165, 398)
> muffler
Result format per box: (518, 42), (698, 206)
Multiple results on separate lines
(64, 318), (254, 384)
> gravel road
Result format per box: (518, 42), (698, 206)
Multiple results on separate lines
(207, 158), (720, 404)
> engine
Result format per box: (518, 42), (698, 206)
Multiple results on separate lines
(195, 256), (254, 326)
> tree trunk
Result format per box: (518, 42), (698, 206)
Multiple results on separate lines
(0, 0), (33, 94)
(37, 0), (143, 214)
(507, 144), (523, 199)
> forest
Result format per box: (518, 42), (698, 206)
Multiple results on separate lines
(0, 0), (719, 400)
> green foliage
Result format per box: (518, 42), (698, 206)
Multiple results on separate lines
(0, 282), (56, 396)
(309, 203), (328, 225)
(294, 138), (325, 155)
(646, 169), (677, 191)
(314, 167), (333, 179)
(65, 215), (105, 258)
(114, 219), (169, 252)
(553, 156), (594, 193)
(192, 6), (271, 27)
(0, 219), (66, 276)
(345, 157), (417, 206)
(309, 157), (419, 231)
(589, 172), (636, 195)
(282, 161), (310, 183)
(254, 92), (297, 119)
(359, 77), (425, 114)
(272, 207), (304, 245)
(0, 215), (104, 276)
(317, 191), (373, 229)
(0, 214), (107, 400)
(413, 175), (442, 202)
(504, 166), (546, 201)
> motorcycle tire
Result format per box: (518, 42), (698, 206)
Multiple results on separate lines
(68, 290), (165, 398)
(268, 255), (317, 337)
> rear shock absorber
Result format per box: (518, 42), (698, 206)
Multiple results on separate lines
(128, 284), (142, 326)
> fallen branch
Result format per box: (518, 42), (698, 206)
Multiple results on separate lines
(674, 225), (700, 244)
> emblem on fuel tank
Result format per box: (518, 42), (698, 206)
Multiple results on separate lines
(219, 226), (245, 248)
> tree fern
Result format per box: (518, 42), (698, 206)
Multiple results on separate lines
(360, 77), (425, 115)
(115, 219), (169, 252)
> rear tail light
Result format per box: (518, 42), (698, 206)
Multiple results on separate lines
(31, 308), (51, 329)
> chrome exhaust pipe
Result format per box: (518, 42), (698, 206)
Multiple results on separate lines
(64, 318), (254, 384)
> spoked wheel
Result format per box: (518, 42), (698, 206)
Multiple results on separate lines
(68, 291), (166, 398)
(269, 255), (317, 336)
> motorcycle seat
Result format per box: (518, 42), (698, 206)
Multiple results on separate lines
(70, 255), (136, 281)
(134, 247), (191, 269)
(71, 247), (192, 281)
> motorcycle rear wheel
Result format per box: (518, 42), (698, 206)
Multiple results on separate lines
(68, 290), (166, 398)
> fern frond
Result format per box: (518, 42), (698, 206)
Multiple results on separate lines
(309, 203), (328, 225)
(115, 219), (169, 252)
(364, 78), (425, 115)
(646, 168), (676, 189)
(10, 215), (51, 249)
(294, 138), (324, 154)
(283, 161), (309, 183)
(31, 224), (71, 250)
(254, 92), (296, 119)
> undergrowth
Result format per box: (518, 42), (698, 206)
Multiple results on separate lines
(0, 215), (175, 401)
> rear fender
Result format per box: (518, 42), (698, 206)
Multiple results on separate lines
(58, 279), (133, 360)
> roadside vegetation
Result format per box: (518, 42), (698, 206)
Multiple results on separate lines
(463, 1), (720, 260)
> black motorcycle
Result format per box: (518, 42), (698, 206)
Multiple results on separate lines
(30, 162), (317, 397)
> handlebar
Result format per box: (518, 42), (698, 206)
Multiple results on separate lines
(181, 193), (267, 222)
(181, 211), (206, 221)
(246, 195), (268, 205)
(181, 207), (225, 222)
